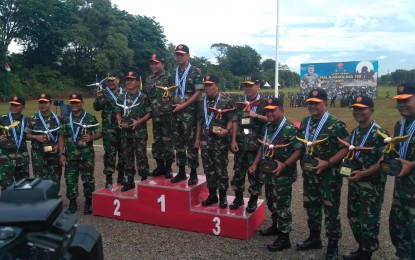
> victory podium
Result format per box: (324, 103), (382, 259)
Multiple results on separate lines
(93, 175), (265, 240)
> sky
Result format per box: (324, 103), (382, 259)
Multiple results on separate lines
(110, 0), (415, 76)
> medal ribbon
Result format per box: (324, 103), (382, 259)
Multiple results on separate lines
(175, 63), (191, 97)
(261, 117), (287, 159)
(123, 91), (141, 115)
(38, 111), (60, 143)
(106, 87), (123, 103)
(304, 111), (329, 153)
(350, 121), (376, 159)
(399, 119), (415, 159)
(8, 112), (24, 152)
(70, 111), (86, 142)
(204, 94), (221, 129)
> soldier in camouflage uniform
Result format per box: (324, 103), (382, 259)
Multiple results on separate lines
(301, 65), (321, 94)
(0, 96), (29, 190)
(389, 83), (415, 259)
(195, 74), (234, 208)
(58, 93), (102, 214)
(171, 44), (203, 185)
(116, 71), (152, 192)
(296, 88), (349, 260)
(248, 98), (303, 251)
(25, 93), (62, 191)
(230, 76), (267, 212)
(342, 96), (388, 260)
(143, 53), (175, 179)
(93, 71), (125, 189)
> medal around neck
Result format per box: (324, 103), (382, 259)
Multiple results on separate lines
(72, 122), (99, 147)
(337, 137), (375, 177)
(116, 103), (139, 129)
(31, 127), (60, 153)
(258, 139), (289, 183)
(236, 99), (263, 129)
(207, 107), (235, 134)
(296, 136), (328, 173)
(156, 85), (178, 114)
(377, 130), (408, 176)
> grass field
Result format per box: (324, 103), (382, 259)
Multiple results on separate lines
(0, 86), (400, 145)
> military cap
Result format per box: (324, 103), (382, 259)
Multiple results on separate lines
(175, 44), (189, 54)
(148, 53), (164, 63)
(393, 82), (415, 100)
(306, 88), (328, 102)
(37, 93), (52, 102)
(202, 74), (219, 84)
(242, 75), (260, 85)
(264, 97), (283, 110)
(124, 71), (139, 79)
(69, 93), (83, 102)
(107, 70), (120, 81)
(349, 95), (374, 108)
(8, 96), (25, 106)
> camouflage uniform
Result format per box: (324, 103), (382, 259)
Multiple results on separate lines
(299, 114), (348, 240)
(93, 87), (124, 179)
(231, 95), (266, 195)
(301, 74), (320, 94)
(25, 112), (62, 188)
(260, 119), (302, 233)
(143, 70), (175, 164)
(60, 111), (101, 200)
(0, 113), (30, 190)
(172, 65), (203, 169)
(345, 122), (388, 253)
(116, 91), (152, 179)
(197, 94), (234, 190)
(389, 119), (415, 259)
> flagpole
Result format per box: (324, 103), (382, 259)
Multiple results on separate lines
(274, 0), (280, 98)
(4, 63), (11, 102)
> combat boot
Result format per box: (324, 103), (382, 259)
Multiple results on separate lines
(84, 198), (93, 215)
(121, 177), (135, 192)
(171, 166), (187, 183)
(325, 239), (338, 260)
(259, 223), (278, 236)
(152, 159), (165, 177)
(245, 195), (258, 213)
(296, 230), (322, 250)
(219, 190), (228, 208)
(116, 172), (126, 185)
(67, 199), (77, 214)
(229, 191), (244, 210)
(105, 175), (113, 189)
(202, 188), (218, 206)
(164, 161), (173, 179)
(188, 168), (198, 185)
(267, 231), (291, 252)
(343, 245), (362, 260)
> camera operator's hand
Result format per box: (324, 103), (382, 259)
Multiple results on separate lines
(59, 154), (66, 166)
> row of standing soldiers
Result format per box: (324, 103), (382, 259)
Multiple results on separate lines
(1, 43), (415, 259)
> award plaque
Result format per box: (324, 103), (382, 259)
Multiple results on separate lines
(241, 117), (253, 127)
(76, 139), (87, 147)
(380, 155), (402, 176)
(212, 125), (222, 134)
(340, 159), (363, 177)
(121, 118), (132, 129)
(42, 141), (54, 153)
(160, 97), (173, 113)
(260, 159), (276, 175)
(302, 155), (318, 172)
(0, 138), (14, 149)
(96, 95), (108, 105)
(173, 96), (185, 104)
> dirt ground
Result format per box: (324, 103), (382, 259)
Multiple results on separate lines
(59, 146), (398, 259)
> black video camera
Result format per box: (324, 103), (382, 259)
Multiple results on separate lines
(0, 178), (103, 260)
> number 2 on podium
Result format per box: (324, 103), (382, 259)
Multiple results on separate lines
(113, 199), (121, 216)
(157, 194), (166, 212)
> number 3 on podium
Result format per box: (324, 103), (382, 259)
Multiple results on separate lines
(212, 217), (221, 235)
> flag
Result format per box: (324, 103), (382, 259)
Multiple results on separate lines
(140, 75), (142, 90)
(5, 62), (11, 72)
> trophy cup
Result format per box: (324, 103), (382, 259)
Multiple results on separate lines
(72, 122), (99, 147)
(156, 85), (178, 114)
(337, 137), (375, 177)
(257, 139), (290, 183)
(0, 121), (20, 149)
(31, 127), (60, 153)
(377, 130), (409, 176)
(206, 107), (235, 134)
(296, 136), (328, 173)
(116, 103), (140, 129)
(235, 99), (263, 135)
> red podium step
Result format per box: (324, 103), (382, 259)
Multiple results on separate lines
(93, 175), (265, 240)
